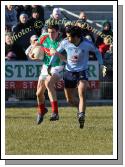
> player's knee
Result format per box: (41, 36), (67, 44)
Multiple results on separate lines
(36, 91), (40, 97)
(45, 80), (53, 90)
(36, 90), (43, 98)
(45, 81), (50, 89)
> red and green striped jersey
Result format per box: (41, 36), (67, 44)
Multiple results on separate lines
(37, 33), (63, 67)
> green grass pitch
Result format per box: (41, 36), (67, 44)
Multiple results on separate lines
(5, 106), (113, 155)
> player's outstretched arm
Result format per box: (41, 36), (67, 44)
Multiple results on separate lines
(94, 47), (107, 77)
(50, 48), (67, 61)
(48, 48), (66, 66)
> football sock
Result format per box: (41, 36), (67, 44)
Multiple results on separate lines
(51, 101), (58, 114)
(37, 104), (45, 115)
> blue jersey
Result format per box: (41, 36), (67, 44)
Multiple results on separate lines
(49, 38), (103, 72)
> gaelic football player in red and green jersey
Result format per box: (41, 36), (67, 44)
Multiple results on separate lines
(29, 24), (65, 124)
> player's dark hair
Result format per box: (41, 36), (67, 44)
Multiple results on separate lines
(66, 26), (82, 38)
(47, 24), (59, 31)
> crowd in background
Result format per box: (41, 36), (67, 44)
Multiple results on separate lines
(5, 5), (113, 64)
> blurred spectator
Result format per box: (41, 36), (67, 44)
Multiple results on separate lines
(76, 11), (95, 44)
(31, 5), (44, 23)
(28, 7), (44, 36)
(102, 20), (113, 36)
(13, 13), (29, 33)
(5, 5), (17, 31)
(25, 35), (38, 59)
(46, 8), (62, 24)
(45, 8), (63, 28)
(96, 20), (113, 47)
(79, 11), (87, 22)
(15, 5), (32, 21)
(13, 13), (37, 58)
(5, 32), (17, 60)
(5, 32), (28, 60)
(98, 36), (111, 57)
(45, 8), (65, 36)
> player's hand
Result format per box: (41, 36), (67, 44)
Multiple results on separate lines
(29, 53), (39, 60)
(47, 65), (52, 76)
(50, 48), (57, 55)
(101, 65), (107, 77)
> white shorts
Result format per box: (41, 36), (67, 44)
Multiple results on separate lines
(39, 64), (64, 80)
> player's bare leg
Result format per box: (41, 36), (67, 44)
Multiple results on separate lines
(77, 80), (88, 128)
(64, 88), (79, 108)
(45, 74), (60, 121)
(36, 79), (48, 124)
(36, 79), (46, 105)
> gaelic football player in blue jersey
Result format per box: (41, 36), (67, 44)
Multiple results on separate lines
(48, 26), (106, 128)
